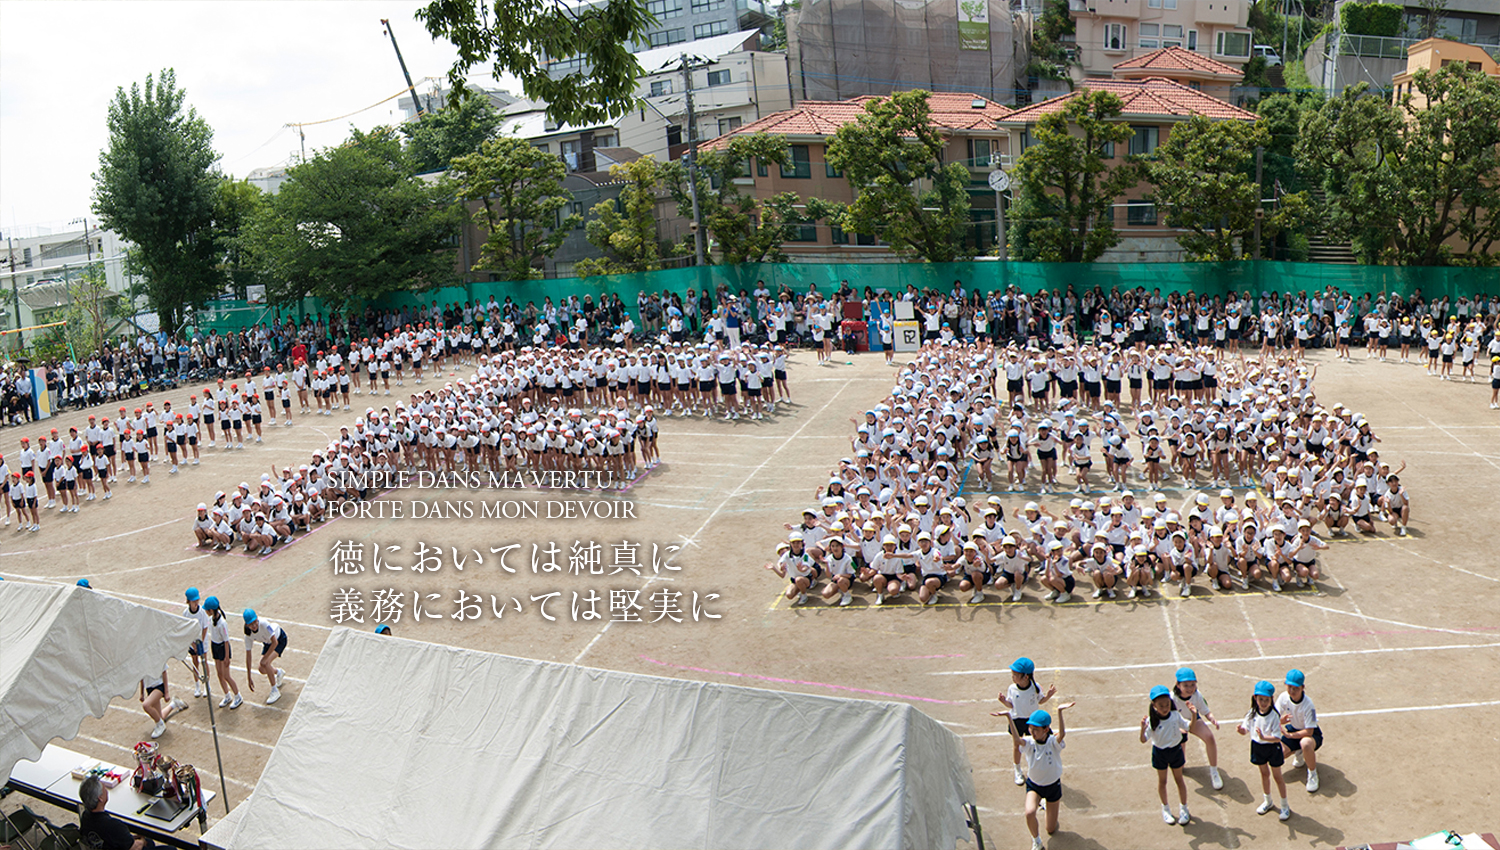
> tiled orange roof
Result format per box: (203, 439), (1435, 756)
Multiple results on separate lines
(998, 78), (1258, 124)
(703, 93), (1011, 149)
(1113, 46), (1243, 78)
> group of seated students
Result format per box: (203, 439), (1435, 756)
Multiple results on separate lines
(770, 338), (1410, 607)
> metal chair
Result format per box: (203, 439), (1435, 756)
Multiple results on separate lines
(0, 805), (44, 850)
(39, 823), (84, 850)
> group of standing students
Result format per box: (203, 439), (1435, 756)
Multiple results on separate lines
(998, 658), (1322, 848)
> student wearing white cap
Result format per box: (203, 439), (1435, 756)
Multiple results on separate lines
(770, 533), (818, 606)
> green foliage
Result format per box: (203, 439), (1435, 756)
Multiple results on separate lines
(576, 156), (677, 277)
(671, 133), (802, 264)
(241, 127), (462, 304)
(1029, 0), (1077, 81)
(1256, 92), (1323, 193)
(1144, 116), (1307, 261)
(449, 136), (577, 281)
(1241, 56), (1274, 93)
(1413, 0), (1448, 40)
(416, 0), (654, 127)
(1296, 69), (1500, 265)
(401, 94), (502, 174)
(91, 68), (222, 335)
(823, 91), (976, 262)
(215, 178), (267, 296)
(1340, 2), (1401, 36)
(1284, 59), (1315, 91)
(770, 1), (800, 51)
(1011, 90), (1139, 262)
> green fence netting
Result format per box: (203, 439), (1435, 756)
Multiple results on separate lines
(193, 261), (1500, 334)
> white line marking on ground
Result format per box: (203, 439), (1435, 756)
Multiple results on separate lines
(105, 704), (275, 750)
(932, 640), (1500, 676)
(573, 378), (856, 666)
(0, 517), (185, 557)
(1160, 602), (1182, 666)
(1235, 595), (1266, 658)
(1285, 596), (1496, 636)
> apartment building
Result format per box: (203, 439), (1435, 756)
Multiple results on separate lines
(544, 0), (774, 77)
(1069, 0), (1254, 82)
(702, 93), (1012, 258)
(1391, 38), (1500, 107)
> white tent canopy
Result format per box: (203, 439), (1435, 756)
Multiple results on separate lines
(0, 581), (198, 775)
(207, 629), (976, 850)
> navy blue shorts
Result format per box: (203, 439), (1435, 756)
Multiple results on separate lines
(1281, 725), (1322, 752)
(1025, 778), (1062, 803)
(1152, 742), (1186, 770)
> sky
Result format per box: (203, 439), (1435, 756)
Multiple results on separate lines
(0, 0), (516, 234)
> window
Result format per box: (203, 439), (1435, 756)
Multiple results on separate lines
(826, 160), (843, 178)
(690, 0), (723, 10)
(548, 57), (584, 74)
(647, 0), (682, 17)
(1019, 129), (1034, 152)
(718, 116), (742, 136)
(1162, 24), (1183, 47)
(650, 80), (673, 97)
(1187, 30), (1197, 51)
(1099, 141), (1115, 158)
(1164, 0), (1175, 8)
(1139, 23), (1158, 49)
(561, 201), (586, 229)
(830, 225), (849, 245)
(706, 69), (732, 86)
(856, 232), (878, 246)
(785, 223), (819, 242)
(1129, 125), (1159, 156)
(1104, 23), (1126, 51)
(756, 158), (768, 177)
(1188, 80), (1202, 90)
(595, 134), (615, 149)
(1215, 31), (1250, 58)
(560, 140), (581, 170)
(1127, 199), (1158, 226)
(22, 247), (31, 267)
(666, 125), (683, 147)
(781, 144), (812, 179)
(648, 28), (686, 47)
(967, 138), (992, 166)
(694, 21), (728, 38)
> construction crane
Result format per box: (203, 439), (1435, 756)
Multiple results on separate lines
(381, 18), (432, 117)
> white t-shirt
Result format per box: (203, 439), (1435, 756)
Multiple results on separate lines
(244, 619), (284, 654)
(1146, 710), (1191, 749)
(1275, 691), (1318, 730)
(1022, 735), (1066, 786)
(1008, 682), (1043, 719)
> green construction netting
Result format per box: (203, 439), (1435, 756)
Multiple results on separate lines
(193, 261), (1500, 333)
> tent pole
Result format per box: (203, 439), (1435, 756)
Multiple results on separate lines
(200, 662), (231, 816)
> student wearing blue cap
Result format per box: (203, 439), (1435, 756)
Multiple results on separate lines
(1237, 680), (1291, 821)
(204, 597), (242, 709)
(992, 657), (1057, 787)
(1171, 667), (1223, 790)
(182, 588), (210, 698)
(1276, 669), (1322, 794)
(76, 579), (91, 589)
(374, 624), (392, 635)
(242, 608), (288, 706)
(1141, 685), (1194, 825)
(1019, 701), (1073, 850)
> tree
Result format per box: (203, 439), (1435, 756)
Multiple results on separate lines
(1027, 0), (1076, 81)
(416, 0), (654, 126)
(1010, 90), (1139, 262)
(241, 127), (462, 304)
(1144, 116), (1307, 261)
(92, 69), (221, 334)
(669, 134), (805, 264)
(215, 178), (267, 297)
(823, 90), (977, 262)
(1415, 0), (1448, 40)
(448, 136), (578, 281)
(575, 156), (681, 276)
(1296, 69), (1500, 265)
(401, 94), (502, 174)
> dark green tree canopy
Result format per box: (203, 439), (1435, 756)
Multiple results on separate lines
(671, 133), (803, 265)
(449, 135), (578, 281)
(1011, 89), (1139, 262)
(91, 68), (222, 333)
(401, 93), (502, 173)
(824, 90), (977, 262)
(417, 0), (654, 126)
(241, 127), (462, 304)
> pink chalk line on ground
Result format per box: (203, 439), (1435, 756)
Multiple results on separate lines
(638, 656), (956, 704)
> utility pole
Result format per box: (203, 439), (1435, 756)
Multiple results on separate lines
(6, 235), (21, 350)
(382, 19), (432, 117)
(1253, 145), (1264, 261)
(682, 56), (706, 267)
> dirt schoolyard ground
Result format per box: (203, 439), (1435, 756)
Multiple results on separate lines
(3, 347), (1496, 848)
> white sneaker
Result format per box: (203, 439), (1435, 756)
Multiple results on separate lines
(1257, 800), (1274, 815)
(151, 720), (166, 739)
(230, 694), (243, 709)
(219, 694), (232, 707)
(1091, 588), (1104, 599)
(793, 593), (807, 606)
(267, 686), (282, 705)
(1271, 579), (1281, 592)
(1011, 587), (1022, 602)
(1306, 770), (1319, 793)
(1031, 839), (1043, 850)
(1043, 589), (1058, 601)
(874, 593), (885, 606)
(143, 476), (149, 483)
(970, 590), (984, 604)
(1177, 805), (1190, 825)
(193, 682), (204, 698)
(171, 697), (187, 713)
(275, 668), (284, 688)
(170, 465), (178, 473)
(1279, 805), (1291, 821)
(1128, 586), (1138, 599)
(1054, 591), (1071, 604)
(1014, 765), (1025, 786)
(1292, 750), (1304, 768)
(1209, 766), (1223, 790)
(840, 592), (853, 607)
(1180, 581), (1191, 598)
(1162, 805), (1176, 824)
(1107, 587), (1116, 598)
(923, 594), (937, 606)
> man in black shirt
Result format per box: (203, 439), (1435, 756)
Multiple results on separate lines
(78, 775), (153, 850)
